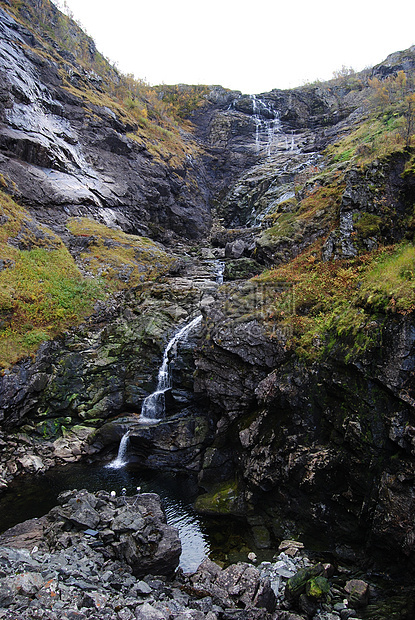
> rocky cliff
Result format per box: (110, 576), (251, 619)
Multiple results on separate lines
(0, 1), (211, 241)
(1, 0), (415, 584)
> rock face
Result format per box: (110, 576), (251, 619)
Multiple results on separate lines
(323, 152), (415, 260)
(193, 298), (415, 569)
(0, 4), (211, 240)
(190, 85), (361, 225)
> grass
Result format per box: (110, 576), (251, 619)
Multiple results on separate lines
(0, 195), (176, 368)
(0, 205), (105, 367)
(358, 244), (415, 314)
(325, 117), (404, 167)
(255, 241), (415, 362)
(66, 217), (175, 290)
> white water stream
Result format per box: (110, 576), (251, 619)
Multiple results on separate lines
(105, 432), (130, 469)
(107, 315), (202, 469)
(215, 260), (225, 284)
(104, 315), (206, 569)
(251, 95), (282, 156)
(140, 315), (202, 423)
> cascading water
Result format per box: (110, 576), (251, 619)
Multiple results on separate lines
(106, 432), (130, 469)
(215, 260), (225, 285)
(251, 95), (282, 156)
(140, 315), (202, 423)
(106, 315), (202, 467)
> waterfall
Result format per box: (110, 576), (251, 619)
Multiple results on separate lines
(106, 432), (130, 469)
(215, 261), (225, 285)
(251, 95), (281, 156)
(290, 133), (295, 150)
(140, 315), (202, 423)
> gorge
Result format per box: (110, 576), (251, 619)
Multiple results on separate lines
(1, 0), (415, 618)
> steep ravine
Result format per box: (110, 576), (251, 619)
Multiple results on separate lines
(1, 0), (415, 606)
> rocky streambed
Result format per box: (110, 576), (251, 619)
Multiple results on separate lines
(0, 487), (397, 620)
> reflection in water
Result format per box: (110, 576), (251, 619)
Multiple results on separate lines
(0, 461), (208, 573)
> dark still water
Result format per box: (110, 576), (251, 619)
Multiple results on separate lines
(0, 462), (214, 573)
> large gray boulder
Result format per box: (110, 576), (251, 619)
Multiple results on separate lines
(44, 489), (181, 577)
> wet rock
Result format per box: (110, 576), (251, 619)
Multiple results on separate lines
(344, 579), (369, 609)
(285, 563), (327, 601)
(0, 7), (211, 241)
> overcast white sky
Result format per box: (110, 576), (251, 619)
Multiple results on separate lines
(54, 0), (415, 94)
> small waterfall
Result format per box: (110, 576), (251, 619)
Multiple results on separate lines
(106, 432), (130, 469)
(290, 133), (295, 151)
(140, 315), (202, 423)
(251, 95), (281, 156)
(215, 261), (225, 285)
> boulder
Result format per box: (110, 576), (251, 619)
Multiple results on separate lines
(344, 579), (370, 608)
(284, 563), (327, 601)
(0, 516), (47, 550)
(44, 489), (181, 577)
(225, 238), (246, 259)
(16, 454), (45, 473)
(190, 558), (276, 612)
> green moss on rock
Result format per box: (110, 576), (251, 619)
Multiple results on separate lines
(285, 563), (326, 600)
(224, 258), (263, 281)
(194, 480), (240, 515)
(353, 212), (382, 238)
(306, 576), (330, 599)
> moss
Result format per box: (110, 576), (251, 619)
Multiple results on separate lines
(224, 258), (263, 281)
(0, 194), (107, 368)
(401, 153), (415, 178)
(194, 480), (240, 515)
(353, 212), (383, 238)
(261, 213), (298, 241)
(66, 217), (175, 290)
(306, 576), (330, 599)
(285, 564), (326, 600)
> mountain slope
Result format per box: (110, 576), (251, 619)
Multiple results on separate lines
(1, 0), (415, 578)
(0, 0), (211, 241)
